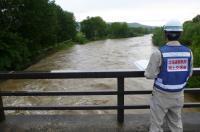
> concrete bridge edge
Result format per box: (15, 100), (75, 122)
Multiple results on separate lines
(0, 113), (200, 132)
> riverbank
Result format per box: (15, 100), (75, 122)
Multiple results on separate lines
(23, 41), (75, 71)
(0, 41), (75, 84)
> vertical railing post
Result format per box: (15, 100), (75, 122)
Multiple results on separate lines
(117, 77), (124, 124)
(0, 94), (5, 122)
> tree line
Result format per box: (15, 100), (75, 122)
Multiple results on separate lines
(0, 0), (152, 71)
(152, 15), (200, 89)
(78, 16), (152, 43)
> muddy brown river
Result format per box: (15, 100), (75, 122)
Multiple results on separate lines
(0, 34), (198, 115)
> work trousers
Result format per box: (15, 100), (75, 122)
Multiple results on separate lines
(149, 89), (184, 132)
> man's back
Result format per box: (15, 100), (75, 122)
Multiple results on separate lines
(145, 19), (193, 132)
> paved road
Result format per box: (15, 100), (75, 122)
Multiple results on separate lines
(1, 113), (200, 132)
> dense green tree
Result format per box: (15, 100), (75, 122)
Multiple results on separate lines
(18, 0), (58, 55)
(192, 15), (200, 23)
(0, 31), (30, 70)
(152, 27), (166, 46)
(108, 22), (129, 38)
(107, 22), (152, 38)
(81, 16), (107, 40)
(129, 27), (152, 37)
(53, 4), (77, 42)
(0, 0), (77, 70)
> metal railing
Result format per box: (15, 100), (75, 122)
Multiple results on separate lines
(0, 68), (200, 123)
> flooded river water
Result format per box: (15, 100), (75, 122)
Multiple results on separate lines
(0, 34), (198, 115)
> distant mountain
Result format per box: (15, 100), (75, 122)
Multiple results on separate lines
(127, 22), (155, 28)
(78, 22), (155, 29)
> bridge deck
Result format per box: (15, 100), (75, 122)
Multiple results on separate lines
(0, 113), (200, 132)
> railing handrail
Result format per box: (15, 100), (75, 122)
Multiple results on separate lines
(0, 68), (200, 79)
(1, 68), (200, 123)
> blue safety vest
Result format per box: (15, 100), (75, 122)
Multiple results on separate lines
(154, 44), (192, 92)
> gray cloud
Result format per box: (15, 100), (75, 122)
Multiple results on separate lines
(55, 0), (200, 26)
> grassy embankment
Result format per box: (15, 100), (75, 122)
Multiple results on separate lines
(30, 41), (75, 68)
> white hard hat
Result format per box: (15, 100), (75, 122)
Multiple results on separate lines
(164, 19), (183, 32)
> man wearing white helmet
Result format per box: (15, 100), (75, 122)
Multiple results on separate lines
(145, 19), (193, 132)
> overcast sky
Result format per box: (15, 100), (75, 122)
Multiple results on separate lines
(55, 0), (200, 26)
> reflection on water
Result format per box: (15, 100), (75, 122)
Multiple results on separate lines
(0, 34), (198, 114)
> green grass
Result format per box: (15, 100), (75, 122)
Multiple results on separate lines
(23, 41), (75, 70)
(53, 41), (75, 51)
